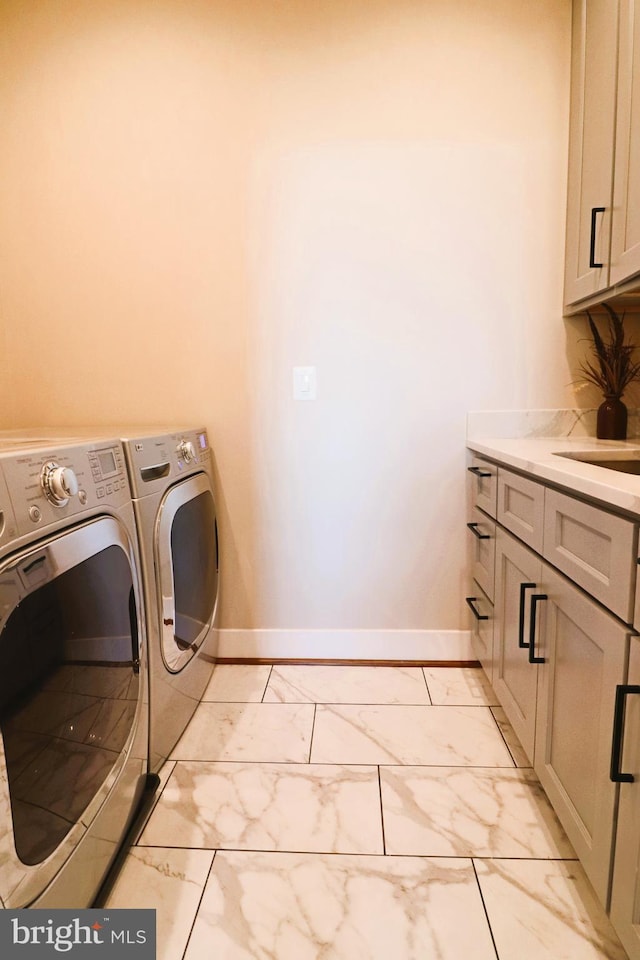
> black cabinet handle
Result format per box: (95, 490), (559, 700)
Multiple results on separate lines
(528, 594), (547, 664)
(467, 522), (490, 540)
(518, 582), (537, 648)
(610, 684), (640, 783)
(467, 466), (492, 478)
(466, 597), (489, 621)
(589, 207), (606, 268)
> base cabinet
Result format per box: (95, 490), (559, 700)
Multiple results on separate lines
(466, 447), (640, 950)
(494, 533), (631, 908)
(610, 636), (640, 958)
(534, 565), (631, 909)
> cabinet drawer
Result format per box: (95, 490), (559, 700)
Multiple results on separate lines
(543, 488), (637, 622)
(497, 468), (545, 553)
(465, 581), (493, 681)
(468, 456), (497, 518)
(467, 506), (496, 601)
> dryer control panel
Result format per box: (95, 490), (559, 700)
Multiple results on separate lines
(123, 428), (210, 499)
(0, 440), (131, 539)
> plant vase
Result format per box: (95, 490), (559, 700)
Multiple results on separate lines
(596, 396), (627, 440)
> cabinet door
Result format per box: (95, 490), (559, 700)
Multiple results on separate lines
(564, 0), (619, 306)
(493, 528), (542, 762)
(534, 564), (630, 908)
(609, 635), (640, 959)
(611, 0), (640, 286)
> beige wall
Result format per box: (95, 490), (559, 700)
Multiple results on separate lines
(0, 0), (573, 635)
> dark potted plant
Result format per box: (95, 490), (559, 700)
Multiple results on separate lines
(578, 303), (640, 440)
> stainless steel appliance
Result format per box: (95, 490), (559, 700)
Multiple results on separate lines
(120, 428), (219, 773)
(0, 438), (149, 908)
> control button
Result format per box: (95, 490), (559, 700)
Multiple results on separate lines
(106, 483), (113, 495)
(96, 486), (105, 498)
(78, 490), (87, 505)
(29, 505), (42, 522)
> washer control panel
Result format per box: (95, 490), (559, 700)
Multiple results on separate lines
(0, 440), (130, 538)
(0, 465), (17, 549)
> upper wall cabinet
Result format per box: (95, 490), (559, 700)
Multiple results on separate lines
(564, 0), (619, 308)
(611, 0), (640, 285)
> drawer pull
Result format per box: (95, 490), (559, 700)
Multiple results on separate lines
(610, 684), (640, 783)
(518, 583), (537, 648)
(589, 206), (606, 268)
(528, 594), (547, 664)
(466, 597), (489, 621)
(467, 522), (490, 540)
(468, 466), (492, 478)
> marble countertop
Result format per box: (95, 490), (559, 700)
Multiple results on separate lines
(467, 435), (640, 517)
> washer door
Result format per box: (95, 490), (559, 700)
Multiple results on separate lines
(0, 516), (144, 907)
(155, 472), (219, 672)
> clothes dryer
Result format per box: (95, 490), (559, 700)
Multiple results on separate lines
(0, 438), (149, 908)
(120, 428), (219, 773)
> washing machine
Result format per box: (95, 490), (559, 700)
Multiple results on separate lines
(0, 437), (150, 908)
(119, 428), (219, 773)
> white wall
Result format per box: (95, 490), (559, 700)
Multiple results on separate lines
(0, 0), (573, 642)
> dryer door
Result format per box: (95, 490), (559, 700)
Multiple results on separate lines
(0, 515), (145, 907)
(155, 472), (219, 672)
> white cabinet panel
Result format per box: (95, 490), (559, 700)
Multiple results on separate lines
(493, 528), (542, 762)
(534, 564), (630, 907)
(467, 506), (496, 602)
(468, 456), (497, 518)
(543, 488), (637, 622)
(497, 469), (545, 554)
(611, 0), (640, 285)
(466, 580), (494, 682)
(564, 0), (618, 305)
(609, 635), (640, 958)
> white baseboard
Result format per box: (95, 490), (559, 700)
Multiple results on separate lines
(217, 629), (474, 662)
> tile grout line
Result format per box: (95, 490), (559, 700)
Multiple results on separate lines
(261, 664), (274, 703)
(489, 707), (518, 769)
(377, 765), (387, 856)
(307, 703), (317, 763)
(471, 859), (501, 960)
(130, 842), (581, 863)
(180, 849), (217, 960)
(420, 665), (433, 705)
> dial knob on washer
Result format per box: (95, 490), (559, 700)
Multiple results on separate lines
(178, 440), (196, 463)
(41, 461), (80, 506)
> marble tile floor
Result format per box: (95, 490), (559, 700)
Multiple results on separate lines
(105, 664), (628, 960)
